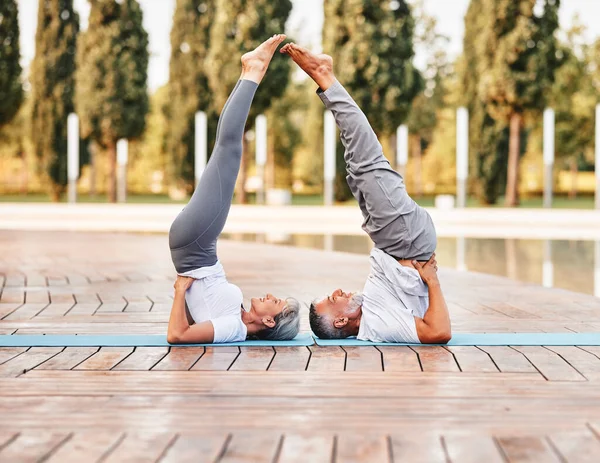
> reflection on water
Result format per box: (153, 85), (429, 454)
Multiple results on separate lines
(222, 232), (600, 298)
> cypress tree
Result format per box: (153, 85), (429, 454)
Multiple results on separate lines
(166, 0), (215, 190)
(206, 0), (293, 203)
(30, 0), (79, 201)
(480, 0), (560, 206)
(76, 0), (149, 202)
(0, 0), (23, 128)
(323, 0), (422, 201)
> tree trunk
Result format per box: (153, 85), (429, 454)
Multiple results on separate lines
(236, 135), (248, 204)
(505, 112), (522, 207)
(568, 157), (578, 200)
(266, 131), (275, 190)
(89, 141), (97, 197)
(107, 142), (117, 203)
(413, 136), (423, 198)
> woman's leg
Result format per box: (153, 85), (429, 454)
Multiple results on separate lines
(169, 35), (286, 273)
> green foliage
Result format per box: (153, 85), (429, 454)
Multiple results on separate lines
(323, 0), (422, 200)
(166, 0), (216, 187)
(30, 0), (79, 200)
(76, 0), (149, 201)
(0, 0), (23, 128)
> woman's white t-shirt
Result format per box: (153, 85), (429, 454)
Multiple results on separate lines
(179, 261), (247, 343)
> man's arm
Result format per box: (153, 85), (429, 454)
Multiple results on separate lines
(411, 254), (452, 344)
(167, 276), (215, 344)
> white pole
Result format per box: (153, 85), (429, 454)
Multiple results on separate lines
(543, 108), (555, 209)
(116, 139), (128, 203)
(255, 114), (267, 204)
(67, 113), (79, 203)
(195, 111), (207, 187)
(456, 235), (467, 271)
(595, 240), (600, 298)
(396, 124), (408, 177)
(542, 240), (554, 288)
(324, 110), (336, 206)
(456, 107), (469, 208)
(596, 104), (600, 210)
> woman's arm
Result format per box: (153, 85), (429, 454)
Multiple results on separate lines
(167, 276), (215, 344)
(411, 254), (452, 344)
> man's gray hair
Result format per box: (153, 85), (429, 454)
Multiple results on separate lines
(309, 293), (363, 339)
(255, 297), (301, 341)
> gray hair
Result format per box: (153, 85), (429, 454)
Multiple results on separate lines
(255, 297), (301, 341)
(309, 293), (363, 339)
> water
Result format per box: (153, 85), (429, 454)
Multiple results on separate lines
(222, 233), (600, 297)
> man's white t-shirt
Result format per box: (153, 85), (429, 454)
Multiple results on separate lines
(179, 261), (247, 343)
(357, 248), (429, 344)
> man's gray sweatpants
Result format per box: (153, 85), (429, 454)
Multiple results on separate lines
(318, 80), (436, 261)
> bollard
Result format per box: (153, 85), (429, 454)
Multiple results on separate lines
(67, 113), (79, 203)
(543, 108), (555, 209)
(116, 139), (128, 203)
(456, 107), (469, 208)
(255, 114), (267, 205)
(396, 124), (408, 178)
(195, 111), (207, 187)
(324, 110), (336, 206)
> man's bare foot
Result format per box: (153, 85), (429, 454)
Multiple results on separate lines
(280, 43), (335, 90)
(241, 34), (286, 84)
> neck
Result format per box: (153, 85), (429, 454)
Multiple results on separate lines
(241, 308), (262, 335)
(347, 307), (362, 336)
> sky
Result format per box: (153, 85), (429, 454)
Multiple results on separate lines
(17, 0), (600, 92)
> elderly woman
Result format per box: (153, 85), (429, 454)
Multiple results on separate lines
(167, 35), (300, 344)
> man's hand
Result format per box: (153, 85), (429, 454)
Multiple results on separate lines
(412, 253), (439, 285)
(174, 276), (194, 293)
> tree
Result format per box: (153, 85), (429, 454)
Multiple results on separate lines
(76, 0), (149, 202)
(166, 0), (216, 191)
(206, 0), (293, 203)
(30, 0), (79, 201)
(323, 0), (422, 201)
(0, 0), (23, 128)
(480, 0), (560, 206)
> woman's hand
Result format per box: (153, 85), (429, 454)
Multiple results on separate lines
(174, 275), (194, 293)
(412, 253), (439, 285)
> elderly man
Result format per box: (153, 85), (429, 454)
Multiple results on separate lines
(281, 43), (451, 344)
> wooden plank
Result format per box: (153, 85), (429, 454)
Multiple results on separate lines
(548, 429), (600, 463)
(74, 347), (134, 370)
(443, 434), (504, 463)
(390, 434), (447, 463)
(0, 303), (21, 319)
(0, 432), (71, 462)
(36, 347), (98, 370)
(445, 347), (499, 372)
(0, 347), (26, 365)
(306, 346), (346, 371)
(191, 347), (239, 371)
(343, 347), (383, 372)
(45, 432), (123, 463)
(113, 347), (169, 371)
(219, 432), (281, 462)
(25, 289), (50, 304)
(512, 346), (586, 381)
(102, 432), (174, 463)
(160, 433), (229, 463)
(3, 303), (47, 320)
(544, 346), (600, 380)
(269, 347), (310, 371)
(379, 346), (422, 372)
(496, 436), (562, 463)
(0, 431), (18, 449)
(65, 303), (101, 316)
(411, 346), (460, 372)
(335, 434), (390, 463)
(0, 287), (23, 304)
(0, 347), (62, 377)
(228, 347), (275, 371)
(35, 303), (74, 318)
(477, 346), (538, 373)
(152, 347), (205, 371)
(277, 434), (333, 463)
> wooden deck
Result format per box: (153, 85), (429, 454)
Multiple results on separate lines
(1, 230), (600, 462)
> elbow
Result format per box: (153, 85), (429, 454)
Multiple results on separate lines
(431, 329), (452, 344)
(167, 330), (184, 345)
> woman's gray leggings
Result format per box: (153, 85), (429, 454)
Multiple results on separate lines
(169, 79), (258, 273)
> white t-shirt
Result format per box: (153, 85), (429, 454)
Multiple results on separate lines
(358, 248), (429, 344)
(179, 261), (247, 343)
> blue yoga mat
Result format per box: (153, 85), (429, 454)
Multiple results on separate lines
(0, 333), (315, 347)
(314, 332), (600, 346)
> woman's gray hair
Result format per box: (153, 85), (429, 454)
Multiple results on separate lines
(255, 297), (301, 341)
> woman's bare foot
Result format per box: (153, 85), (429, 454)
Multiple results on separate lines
(241, 34), (286, 84)
(280, 43), (335, 90)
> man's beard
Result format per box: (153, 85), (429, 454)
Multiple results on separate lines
(345, 292), (363, 314)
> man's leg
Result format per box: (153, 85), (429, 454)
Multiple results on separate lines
(282, 43), (436, 260)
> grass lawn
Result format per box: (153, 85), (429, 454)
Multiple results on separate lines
(0, 192), (596, 209)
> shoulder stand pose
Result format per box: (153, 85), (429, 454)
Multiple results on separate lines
(167, 35), (300, 344)
(281, 43), (451, 344)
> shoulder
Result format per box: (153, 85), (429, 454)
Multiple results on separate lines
(211, 315), (247, 343)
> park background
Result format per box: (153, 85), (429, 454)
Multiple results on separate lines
(1, 0), (599, 207)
